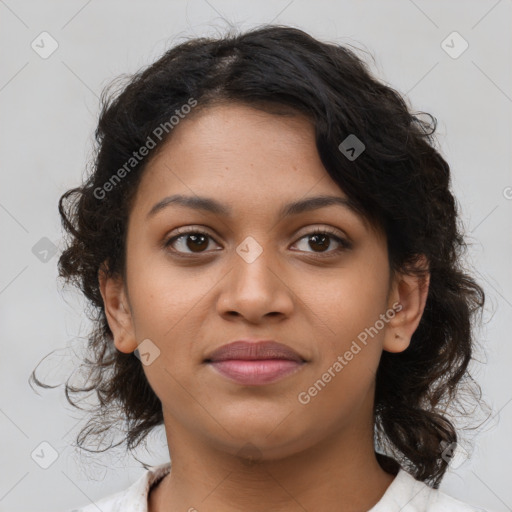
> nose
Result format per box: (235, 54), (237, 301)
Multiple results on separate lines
(216, 240), (294, 324)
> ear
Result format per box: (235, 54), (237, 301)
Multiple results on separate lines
(383, 255), (430, 353)
(98, 264), (138, 354)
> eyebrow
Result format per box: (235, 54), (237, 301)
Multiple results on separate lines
(146, 194), (358, 220)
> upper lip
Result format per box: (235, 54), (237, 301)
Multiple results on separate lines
(205, 340), (305, 363)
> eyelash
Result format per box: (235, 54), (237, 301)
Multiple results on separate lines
(163, 226), (352, 259)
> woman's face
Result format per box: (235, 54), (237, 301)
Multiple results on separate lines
(103, 103), (422, 460)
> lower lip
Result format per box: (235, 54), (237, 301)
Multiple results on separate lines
(208, 359), (305, 385)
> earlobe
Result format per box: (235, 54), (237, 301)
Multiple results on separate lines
(98, 265), (138, 354)
(383, 255), (430, 354)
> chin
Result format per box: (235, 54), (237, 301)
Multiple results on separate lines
(206, 416), (314, 461)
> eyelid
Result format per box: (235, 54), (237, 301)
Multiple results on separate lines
(291, 226), (353, 255)
(162, 226), (221, 253)
(163, 225), (216, 241)
(166, 224), (349, 241)
(294, 225), (348, 241)
(163, 224), (352, 255)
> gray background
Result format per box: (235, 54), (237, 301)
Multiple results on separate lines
(0, 1), (511, 511)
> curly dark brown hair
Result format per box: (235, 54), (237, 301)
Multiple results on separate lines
(30, 24), (487, 488)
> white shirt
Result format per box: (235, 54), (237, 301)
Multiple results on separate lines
(68, 461), (493, 511)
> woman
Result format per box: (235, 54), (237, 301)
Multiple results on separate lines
(34, 25), (492, 511)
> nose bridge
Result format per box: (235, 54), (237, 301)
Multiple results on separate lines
(217, 234), (293, 320)
(233, 234), (279, 293)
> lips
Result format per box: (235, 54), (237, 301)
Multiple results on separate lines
(205, 340), (304, 363)
(205, 340), (306, 386)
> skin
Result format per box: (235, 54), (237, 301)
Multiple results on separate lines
(99, 103), (430, 512)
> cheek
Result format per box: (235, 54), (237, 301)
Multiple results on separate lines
(126, 250), (206, 335)
(296, 259), (390, 355)
(295, 265), (388, 420)
(125, 254), (224, 383)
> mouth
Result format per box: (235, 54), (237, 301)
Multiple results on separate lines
(204, 340), (307, 386)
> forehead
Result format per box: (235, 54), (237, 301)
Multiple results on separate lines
(136, 103), (335, 202)
(128, 103), (380, 237)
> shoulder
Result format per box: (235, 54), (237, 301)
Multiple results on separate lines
(370, 468), (496, 512)
(429, 488), (493, 512)
(65, 462), (172, 512)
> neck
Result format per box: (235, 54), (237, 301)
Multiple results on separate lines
(149, 408), (397, 512)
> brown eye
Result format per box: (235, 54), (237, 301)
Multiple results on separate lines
(292, 228), (351, 257)
(308, 233), (331, 252)
(164, 229), (219, 254)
